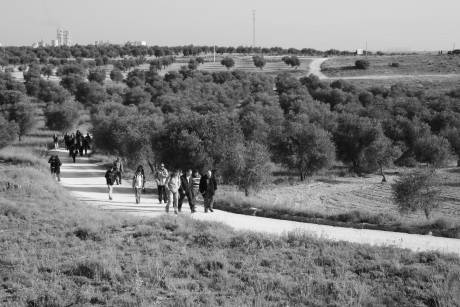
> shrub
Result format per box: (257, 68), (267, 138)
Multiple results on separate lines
(88, 68), (106, 84)
(220, 57), (235, 70)
(44, 100), (80, 132)
(393, 168), (440, 219)
(390, 62), (400, 67)
(235, 141), (272, 196)
(413, 134), (451, 167)
(355, 59), (370, 70)
(0, 115), (18, 148)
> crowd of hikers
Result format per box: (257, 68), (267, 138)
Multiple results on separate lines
(49, 132), (217, 214)
(60, 130), (92, 163)
(105, 161), (218, 214)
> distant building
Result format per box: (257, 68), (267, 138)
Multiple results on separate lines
(57, 28), (72, 46)
(356, 49), (364, 56)
(127, 41), (147, 46)
(32, 42), (39, 48)
(51, 39), (59, 47)
(95, 40), (110, 46)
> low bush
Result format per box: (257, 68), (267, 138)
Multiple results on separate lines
(355, 59), (370, 70)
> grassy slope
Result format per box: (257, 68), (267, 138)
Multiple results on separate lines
(321, 54), (460, 77)
(1, 149), (460, 306)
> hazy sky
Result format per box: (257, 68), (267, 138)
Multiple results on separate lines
(0, 0), (459, 51)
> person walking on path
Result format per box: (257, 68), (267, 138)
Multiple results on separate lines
(165, 170), (181, 214)
(64, 132), (70, 150)
(113, 157), (124, 185)
(132, 165), (145, 204)
(199, 170), (217, 213)
(155, 163), (169, 204)
(83, 133), (92, 156)
(70, 140), (77, 163)
(52, 134), (59, 149)
(105, 166), (116, 200)
(48, 154), (62, 182)
(192, 170), (201, 201)
(178, 169), (196, 213)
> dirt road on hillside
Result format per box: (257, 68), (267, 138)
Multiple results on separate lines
(55, 150), (460, 256)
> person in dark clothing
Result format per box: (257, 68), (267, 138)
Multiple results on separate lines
(178, 169), (196, 213)
(199, 170), (217, 213)
(76, 133), (83, 157)
(48, 155), (62, 182)
(113, 157), (124, 185)
(64, 133), (70, 150)
(68, 133), (75, 156)
(83, 133), (92, 155)
(70, 141), (77, 163)
(105, 166), (116, 200)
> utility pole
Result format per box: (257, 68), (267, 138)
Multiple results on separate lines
(252, 9), (256, 48)
(365, 40), (368, 57)
(213, 45), (216, 63)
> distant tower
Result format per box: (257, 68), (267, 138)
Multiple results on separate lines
(57, 28), (64, 46)
(63, 30), (71, 46)
(252, 10), (256, 48)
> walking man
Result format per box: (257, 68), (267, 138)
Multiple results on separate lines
(199, 170), (217, 213)
(179, 169), (196, 213)
(155, 163), (169, 204)
(165, 170), (180, 214)
(83, 133), (92, 156)
(132, 165), (145, 204)
(105, 166), (116, 200)
(113, 157), (124, 185)
(70, 140), (77, 163)
(48, 154), (62, 182)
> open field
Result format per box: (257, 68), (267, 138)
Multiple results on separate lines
(216, 167), (460, 238)
(321, 54), (460, 77)
(340, 76), (460, 95)
(2, 147), (460, 306)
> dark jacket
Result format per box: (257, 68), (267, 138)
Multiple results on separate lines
(179, 175), (194, 195)
(199, 175), (217, 196)
(48, 155), (62, 171)
(105, 169), (116, 185)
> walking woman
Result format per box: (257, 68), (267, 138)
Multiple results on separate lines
(105, 166), (116, 200)
(165, 170), (181, 214)
(132, 165), (145, 204)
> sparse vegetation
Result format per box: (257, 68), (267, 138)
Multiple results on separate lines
(1, 150), (460, 306)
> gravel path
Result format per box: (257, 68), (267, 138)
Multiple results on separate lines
(55, 150), (460, 256)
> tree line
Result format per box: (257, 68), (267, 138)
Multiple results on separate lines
(0, 44), (363, 67)
(1, 61), (460, 196)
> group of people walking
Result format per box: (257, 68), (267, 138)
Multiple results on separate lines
(105, 160), (218, 214)
(62, 130), (92, 163)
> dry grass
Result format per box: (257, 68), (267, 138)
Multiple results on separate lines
(1, 155), (460, 306)
(215, 169), (460, 238)
(321, 54), (460, 77)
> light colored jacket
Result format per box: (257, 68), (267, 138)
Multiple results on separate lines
(156, 168), (169, 185)
(166, 175), (180, 193)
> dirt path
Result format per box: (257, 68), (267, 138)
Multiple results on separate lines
(56, 150), (460, 256)
(308, 58), (460, 80)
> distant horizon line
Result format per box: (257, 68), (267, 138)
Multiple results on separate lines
(0, 42), (455, 53)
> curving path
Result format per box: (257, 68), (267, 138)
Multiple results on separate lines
(55, 149), (460, 256)
(308, 58), (460, 80)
